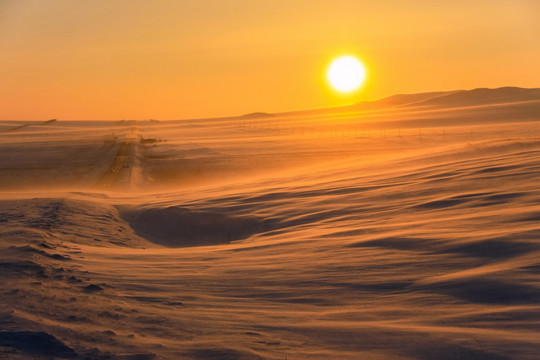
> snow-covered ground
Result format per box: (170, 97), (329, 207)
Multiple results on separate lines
(1, 87), (540, 359)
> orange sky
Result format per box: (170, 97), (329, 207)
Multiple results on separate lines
(1, 0), (539, 120)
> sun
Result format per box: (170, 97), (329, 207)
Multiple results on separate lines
(327, 55), (366, 93)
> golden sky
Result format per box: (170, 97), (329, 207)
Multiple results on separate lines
(1, 0), (539, 120)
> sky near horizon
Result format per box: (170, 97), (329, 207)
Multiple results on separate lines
(1, 0), (539, 120)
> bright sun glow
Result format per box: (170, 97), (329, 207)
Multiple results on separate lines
(327, 56), (366, 93)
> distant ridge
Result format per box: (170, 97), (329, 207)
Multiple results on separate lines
(1, 118), (58, 133)
(239, 112), (274, 119)
(407, 86), (540, 108)
(274, 87), (540, 119)
(366, 90), (459, 107)
(360, 86), (540, 109)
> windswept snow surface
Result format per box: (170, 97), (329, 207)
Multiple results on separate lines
(1, 88), (540, 359)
